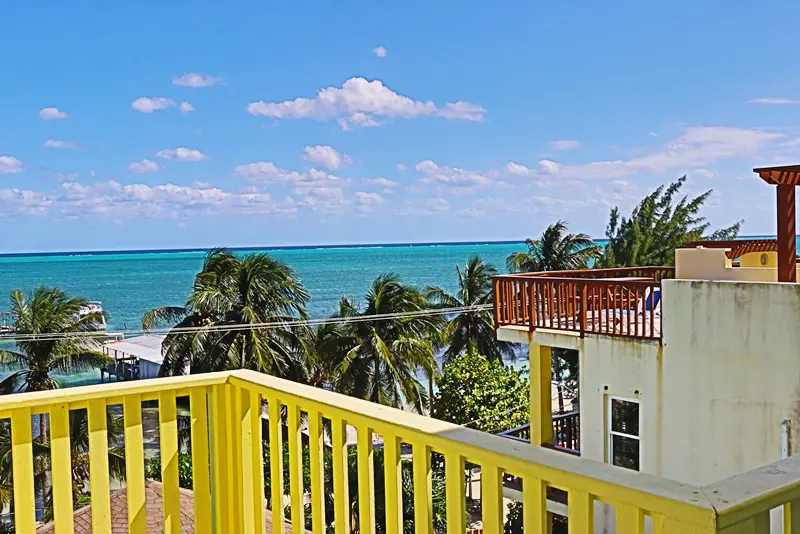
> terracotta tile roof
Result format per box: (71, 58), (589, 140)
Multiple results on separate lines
(36, 480), (303, 534)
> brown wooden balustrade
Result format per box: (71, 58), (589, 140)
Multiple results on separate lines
(497, 411), (580, 455)
(492, 267), (675, 341)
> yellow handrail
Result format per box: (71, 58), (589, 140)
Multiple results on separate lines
(2, 369), (799, 533)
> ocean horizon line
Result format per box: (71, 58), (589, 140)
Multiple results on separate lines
(0, 239), (530, 259)
(0, 234), (778, 259)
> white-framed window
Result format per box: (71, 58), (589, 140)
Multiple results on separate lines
(608, 397), (640, 471)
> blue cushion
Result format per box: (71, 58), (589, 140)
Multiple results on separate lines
(645, 289), (661, 311)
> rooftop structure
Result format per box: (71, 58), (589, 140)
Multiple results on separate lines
(490, 165), (800, 532)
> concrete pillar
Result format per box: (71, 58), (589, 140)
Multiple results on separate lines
(529, 343), (553, 446)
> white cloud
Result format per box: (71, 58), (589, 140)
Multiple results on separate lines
(692, 168), (720, 179)
(458, 207), (485, 218)
(156, 148), (208, 162)
(506, 126), (783, 181)
(396, 163), (407, 171)
(338, 112), (382, 131)
(416, 160), (493, 188)
(505, 162), (533, 176)
(550, 139), (580, 151)
(180, 102), (194, 113)
(0, 180), (278, 219)
(303, 145), (352, 170)
(354, 192), (385, 205)
(398, 197), (450, 216)
(39, 107), (68, 120)
(0, 156), (23, 174)
(372, 46), (388, 58)
(172, 73), (222, 88)
(366, 177), (399, 187)
(132, 97), (176, 113)
(247, 77), (485, 130)
(747, 97), (800, 105)
(538, 160), (561, 174)
(43, 140), (79, 149)
(128, 159), (160, 173)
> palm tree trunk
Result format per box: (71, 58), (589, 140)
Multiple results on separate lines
(428, 371), (435, 416)
(39, 413), (50, 520)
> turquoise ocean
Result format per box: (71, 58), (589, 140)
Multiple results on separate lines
(0, 242), (531, 386)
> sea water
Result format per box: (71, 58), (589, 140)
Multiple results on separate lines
(0, 242), (529, 387)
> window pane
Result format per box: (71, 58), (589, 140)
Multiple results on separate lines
(611, 399), (639, 436)
(612, 434), (640, 471)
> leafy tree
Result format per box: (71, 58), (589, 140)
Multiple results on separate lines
(506, 221), (600, 273)
(598, 176), (741, 268)
(432, 352), (529, 434)
(319, 274), (442, 413)
(145, 452), (194, 490)
(142, 248), (310, 379)
(426, 256), (513, 364)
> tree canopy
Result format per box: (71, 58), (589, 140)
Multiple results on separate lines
(506, 220), (600, 273)
(598, 176), (741, 268)
(426, 255), (513, 364)
(433, 352), (529, 434)
(142, 248), (310, 378)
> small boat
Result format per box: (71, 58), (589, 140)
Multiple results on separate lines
(76, 301), (107, 331)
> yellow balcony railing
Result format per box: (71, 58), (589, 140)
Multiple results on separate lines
(2, 369), (800, 533)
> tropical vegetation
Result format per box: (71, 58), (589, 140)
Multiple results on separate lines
(506, 220), (600, 273)
(426, 255), (513, 363)
(432, 351), (530, 433)
(142, 248), (310, 378)
(316, 274), (442, 413)
(0, 286), (109, 394)
(598, 176), (741, 267)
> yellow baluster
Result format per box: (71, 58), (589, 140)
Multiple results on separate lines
(190, 388), (212, 534)
(568, 489), (593, 534)
(481, 465), (503, 534)
(331, 417), (350, 534)
(123, 395), (146, 534)
(211, 384), (231, 533)
(308, 410), (326, 534)
(159, 391), (181, 534)
(412, 442), (432, 534)
(88, 399), (112, 533)
(50, 403), (74, 534)
(288, 403), (305, 534)
(383, 435), (403, 534)
(617, 504), (644, 534)
(445, 452), (466, 534)
(240, 387), (265, 534)
(11, 408), (35, 534)
(268, 395), (286, 534)
(523, 475), (548, 534)
(357, 426), (376, 534)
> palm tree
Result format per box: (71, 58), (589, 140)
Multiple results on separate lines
(142, 248), (310, 378)
(426, 255), (513, 364)
(319, 274), (442, 413)
(0, 287), (111, 526)
(506, 220), (600, 273)
(0, 287), (109, 394)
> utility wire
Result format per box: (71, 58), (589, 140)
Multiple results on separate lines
(0, 304), (494, 344)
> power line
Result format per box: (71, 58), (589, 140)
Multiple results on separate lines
(0, 304), (494, 344)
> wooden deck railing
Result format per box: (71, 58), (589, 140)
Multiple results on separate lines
(2, 370), (799, 533)
(493, 267), (675, 340)
(498, 411), (580, 455)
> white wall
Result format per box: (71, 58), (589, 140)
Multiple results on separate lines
(659, 279), (800, 485)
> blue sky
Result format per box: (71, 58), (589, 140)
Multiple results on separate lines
(2, 1), (800, 252)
